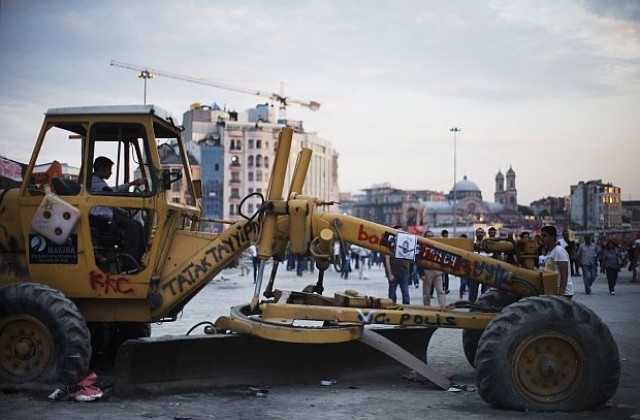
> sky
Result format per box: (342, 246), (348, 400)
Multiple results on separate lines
(1, 0), (639, 205)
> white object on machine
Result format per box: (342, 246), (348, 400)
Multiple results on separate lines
(31, 193), (81, 245)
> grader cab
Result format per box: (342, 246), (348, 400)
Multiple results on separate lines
(0, 106), (619, 412)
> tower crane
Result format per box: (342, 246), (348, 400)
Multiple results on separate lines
(110, 60), (320, 120)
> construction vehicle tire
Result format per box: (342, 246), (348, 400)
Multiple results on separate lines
(462, 289), (519, 367)
(475, 296), (620, 412)
(0, 283), (91, 385)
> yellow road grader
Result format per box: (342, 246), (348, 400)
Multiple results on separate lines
(0, 105), (619, 411)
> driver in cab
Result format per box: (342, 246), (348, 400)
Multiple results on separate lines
(90, 156), (145, 266)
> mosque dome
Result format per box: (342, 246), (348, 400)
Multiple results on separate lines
(449, 175), (482, 201)
(451, 176), (481, 193)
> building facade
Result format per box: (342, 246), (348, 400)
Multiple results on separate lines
(345, 170), (517, 235)
(348, 184), (443, 229)
(182, 103), (339, 232)
(571, 180), (622, 229)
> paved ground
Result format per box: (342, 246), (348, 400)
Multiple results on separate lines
(2, 263), (638, 420)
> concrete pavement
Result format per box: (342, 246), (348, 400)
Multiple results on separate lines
(2, 263), (638, 419)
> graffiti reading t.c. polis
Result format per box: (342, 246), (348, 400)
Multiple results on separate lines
(356, 309), (456, 327)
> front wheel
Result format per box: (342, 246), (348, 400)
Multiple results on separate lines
(475, 296), (620, 411)
(462, 290), (520, 367)
(0, 283), (91, 385)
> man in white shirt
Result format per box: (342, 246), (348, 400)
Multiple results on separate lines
(540, 225), (574, 299)
(247, 244), (260, 284)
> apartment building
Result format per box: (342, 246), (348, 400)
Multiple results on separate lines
(571, 180), (622, 229)
(182, 103), (339, 232)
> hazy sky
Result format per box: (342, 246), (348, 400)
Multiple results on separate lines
(1, 0), (638, 205)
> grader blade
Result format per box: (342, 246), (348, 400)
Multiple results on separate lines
(113, 327), (436, 395)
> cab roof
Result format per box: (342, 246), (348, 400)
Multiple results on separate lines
(46, 105), (177, 124)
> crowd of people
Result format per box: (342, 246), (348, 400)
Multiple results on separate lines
(537, 228), (638, 296)
(234, 225), (639, 305)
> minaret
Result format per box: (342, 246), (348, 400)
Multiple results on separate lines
(494, 170), (504, 205)
(505, 166), (517, 211)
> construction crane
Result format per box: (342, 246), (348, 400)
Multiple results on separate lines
(110, 60), (320, 120)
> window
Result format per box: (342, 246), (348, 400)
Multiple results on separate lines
(256, 171), (262, 182)
(248, 139), (254, 149)
(230, 155), (241, 166)
(256, 155), (262, 168)
(87, 122), (155, 196)
(248, 203), (254, 214)
(248, 172), (254, 182)
(231, 188), (240, 198)
(29, 125), (83, 195)
(214, 163), (219, 171)
(256, 139), (262, 149)
(229, 203), (235, 215)
(264, 156), (269, 168)
(248, 155), (254, 167)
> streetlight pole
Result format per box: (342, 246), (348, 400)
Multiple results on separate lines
(137, 69), (154, 105)
(449, 127), (461, 236)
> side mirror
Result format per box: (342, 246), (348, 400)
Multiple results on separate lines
(162, 169), (183, 190)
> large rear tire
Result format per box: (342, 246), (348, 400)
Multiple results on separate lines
(0, 283), (91, 385)
(462, 290), (520, 367)
(475, 296), (620, 412)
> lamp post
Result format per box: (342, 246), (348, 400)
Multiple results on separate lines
(137, 69), (154, 105)
(449, 127), (461, 236)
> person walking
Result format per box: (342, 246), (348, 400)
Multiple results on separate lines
(247, 244), (260, 284)
(440, 229), (450, 294)
(468, 227), (490, 302)
(540, 225), (574, 299)
(340, 243), (351, 279)
(384, 225), (411, 304)
(561, 230), (580, 277)
(458, 233), (470, 299)
(418, 230), (446, 307)
(576, 234), (599, 294)
(238, 252), (250, 276)
(602, 240), (623, 295)
(357, 246), (370, 279)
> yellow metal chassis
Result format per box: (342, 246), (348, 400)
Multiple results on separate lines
(215, 290), (497, 344)
(215, 127), (557, 346)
